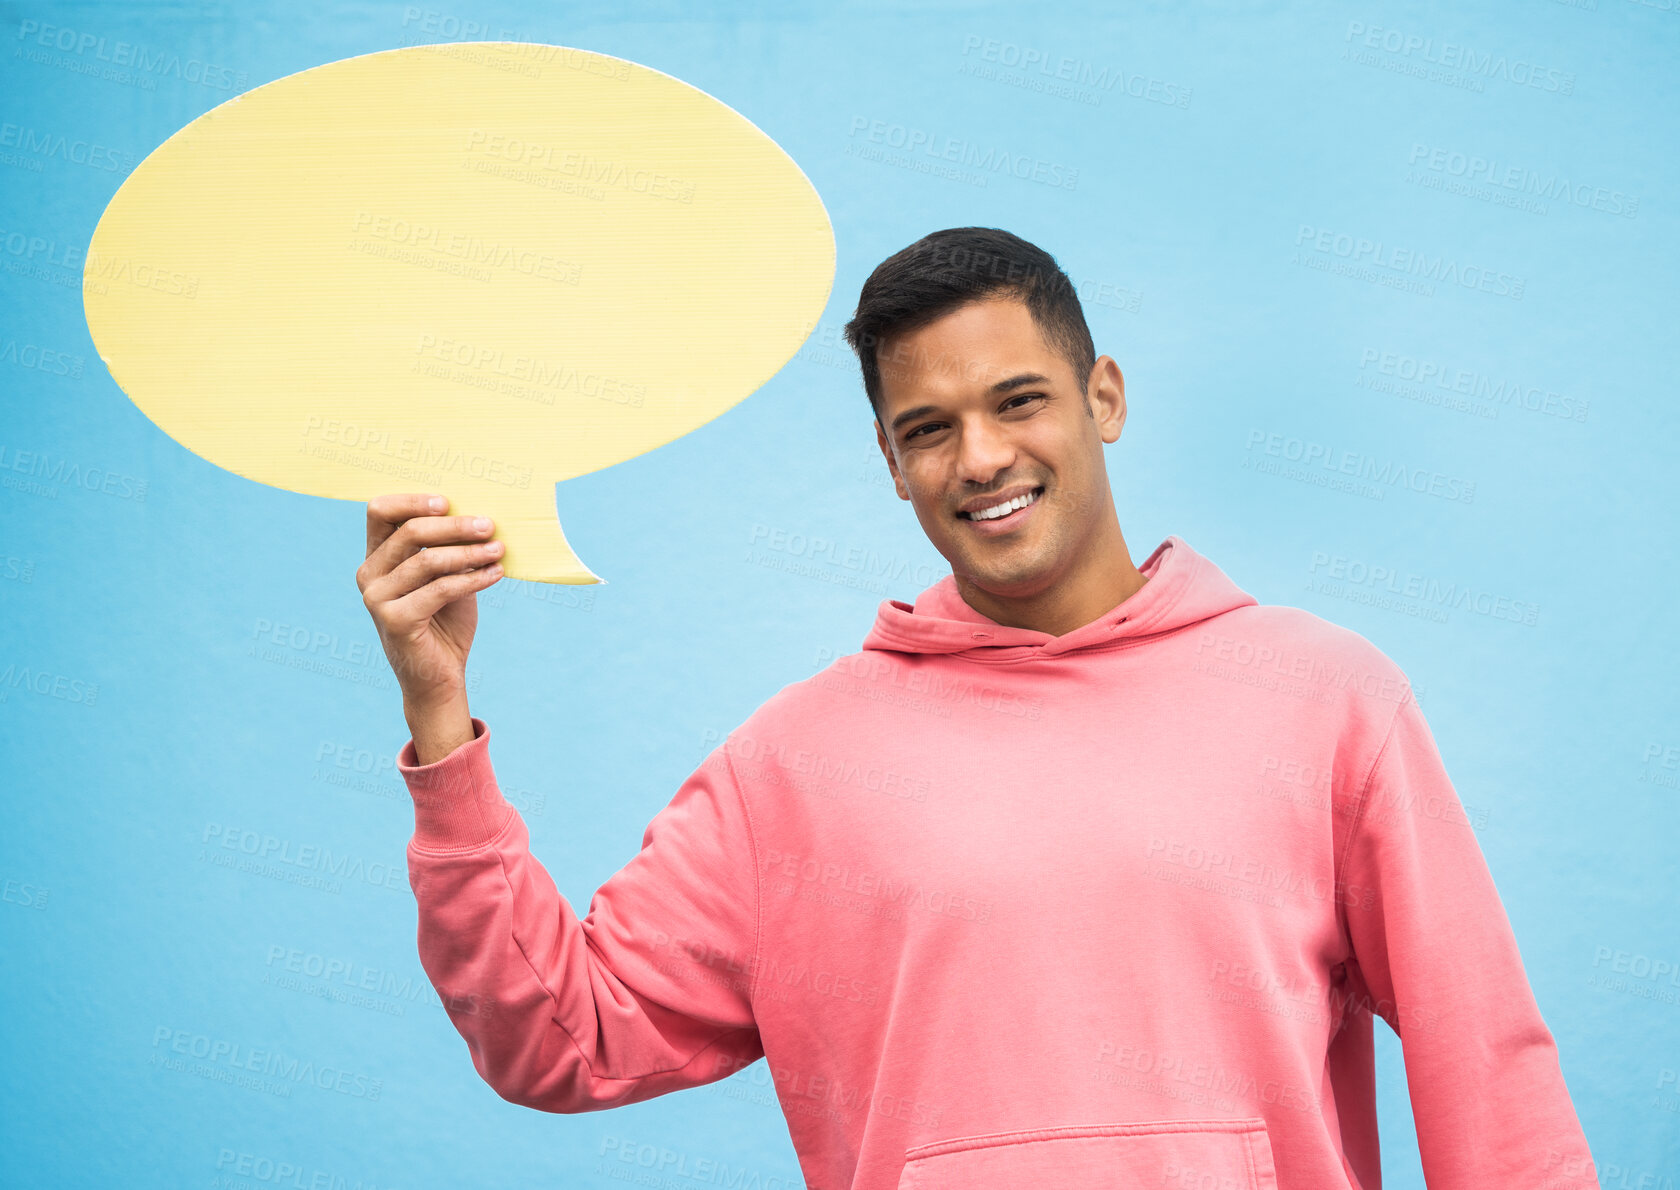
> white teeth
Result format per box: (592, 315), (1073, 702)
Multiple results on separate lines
(967, 488), (1040, 520)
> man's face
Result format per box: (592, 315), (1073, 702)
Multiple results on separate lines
(873, 295), (1126, 600)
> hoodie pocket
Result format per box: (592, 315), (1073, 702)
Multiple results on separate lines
(896, 1117), (1279, 1190)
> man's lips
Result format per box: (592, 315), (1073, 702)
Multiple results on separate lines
(957, 484), (1045, 520)
(955, 485), (1046, 537)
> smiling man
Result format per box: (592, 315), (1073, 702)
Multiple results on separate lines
(375, 228), (1599, 1190)
(867, 285), (1147, 637)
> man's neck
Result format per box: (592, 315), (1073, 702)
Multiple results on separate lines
(953, 528), (1149, 638)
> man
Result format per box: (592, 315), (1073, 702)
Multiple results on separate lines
(358, 228), (1599, 1189)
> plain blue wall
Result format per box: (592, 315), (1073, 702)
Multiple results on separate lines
(3, 0), (1676, 1185)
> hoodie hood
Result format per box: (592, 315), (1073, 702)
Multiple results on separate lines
(861, 534), (1257, 659)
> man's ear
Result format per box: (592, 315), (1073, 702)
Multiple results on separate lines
(1088, 356), (1125, 444)
(875, 418), (910, 500)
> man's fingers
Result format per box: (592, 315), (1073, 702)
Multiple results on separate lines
(365, 539), (502, 610)
(387, 562), (502, 631)
(396, 540), (498, 596)
(366, 493), (445, 558)
(376, 512), (494, 575)
(354, 500), (487, 595)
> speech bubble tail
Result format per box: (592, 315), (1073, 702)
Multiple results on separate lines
(477, 481), (604, 586)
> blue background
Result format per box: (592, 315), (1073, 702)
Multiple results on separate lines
(3, 1), (1676, 1185)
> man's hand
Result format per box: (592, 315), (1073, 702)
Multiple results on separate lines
(358, 494), (503, 762)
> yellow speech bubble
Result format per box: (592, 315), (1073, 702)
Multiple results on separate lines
(82, 42), (834, 583)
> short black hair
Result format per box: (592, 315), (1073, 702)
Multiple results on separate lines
(842, 227), (1096, 424)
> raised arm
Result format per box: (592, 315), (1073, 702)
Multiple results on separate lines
(398, 719), (764, 1111)
(357, 492), (763, 1111)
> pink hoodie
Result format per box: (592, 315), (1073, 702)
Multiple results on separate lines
(396, 534), (1598, 1190)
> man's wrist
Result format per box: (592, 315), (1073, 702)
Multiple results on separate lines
(404, 689), (475, 766)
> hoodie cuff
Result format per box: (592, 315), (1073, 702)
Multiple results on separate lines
(395, 716), (515, 851)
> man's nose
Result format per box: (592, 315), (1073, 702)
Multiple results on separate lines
(954, 416), (1016, 481)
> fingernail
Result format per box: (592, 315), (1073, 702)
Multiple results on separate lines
(429, 496), (446, 512)
(473, 517), (492, 532)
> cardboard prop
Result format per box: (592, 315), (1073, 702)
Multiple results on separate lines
(83, 42), (835, 583)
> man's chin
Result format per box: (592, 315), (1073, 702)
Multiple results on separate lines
(952, 550), (1058, 595)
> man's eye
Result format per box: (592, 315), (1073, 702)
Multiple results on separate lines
(904, 395), (1042, 440)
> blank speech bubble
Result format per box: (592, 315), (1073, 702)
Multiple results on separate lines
(82, 42), (835, 584)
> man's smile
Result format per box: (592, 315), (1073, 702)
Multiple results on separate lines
(956, 484), (1046, 534)
(956, 483), (1045, 521)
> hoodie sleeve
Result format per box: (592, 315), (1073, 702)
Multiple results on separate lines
(396, 717), (764, 1112)
(1337, 689), (1599, 1188)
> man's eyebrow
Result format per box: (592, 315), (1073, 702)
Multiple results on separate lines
(887, 372), (1054, 434)
(990, 371), (1052, 392)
